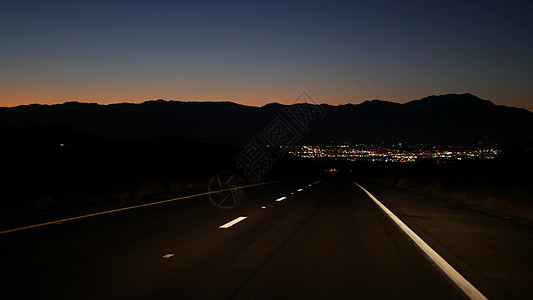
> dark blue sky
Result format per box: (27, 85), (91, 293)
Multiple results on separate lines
(1, 0), (532, 110)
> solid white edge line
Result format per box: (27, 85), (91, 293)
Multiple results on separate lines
(276, 197), (287, 202)
(219, 216), (248, 229)
(354, 182), (487, 300)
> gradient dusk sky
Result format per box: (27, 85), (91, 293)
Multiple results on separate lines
(1, 0), (532, 110)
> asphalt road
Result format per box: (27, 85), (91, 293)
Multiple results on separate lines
(1, 176), (533, 299)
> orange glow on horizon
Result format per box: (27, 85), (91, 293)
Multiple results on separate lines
(1, 86), (532, 112)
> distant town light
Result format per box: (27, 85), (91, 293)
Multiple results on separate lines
(288, 144), (500, 163)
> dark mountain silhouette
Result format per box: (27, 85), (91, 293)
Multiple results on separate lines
(1, 93), (533, 220)
(1, 93), (532, 146)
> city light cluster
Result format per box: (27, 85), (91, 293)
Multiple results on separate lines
(288, 143), (501, 163)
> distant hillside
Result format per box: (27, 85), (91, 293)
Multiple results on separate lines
(1, 93), (532, 145)
(311, 93), (533, 144)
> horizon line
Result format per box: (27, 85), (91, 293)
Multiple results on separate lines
(1, 93), (531, 112)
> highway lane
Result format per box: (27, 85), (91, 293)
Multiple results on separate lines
(361, 182), (533, 299)
(1, 176), (532, 298)
(0, 180), (303, 298)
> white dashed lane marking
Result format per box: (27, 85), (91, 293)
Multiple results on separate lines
(219, 216), (248, 229)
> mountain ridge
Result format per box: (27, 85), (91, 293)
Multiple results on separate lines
(1, 93), (532, 145)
